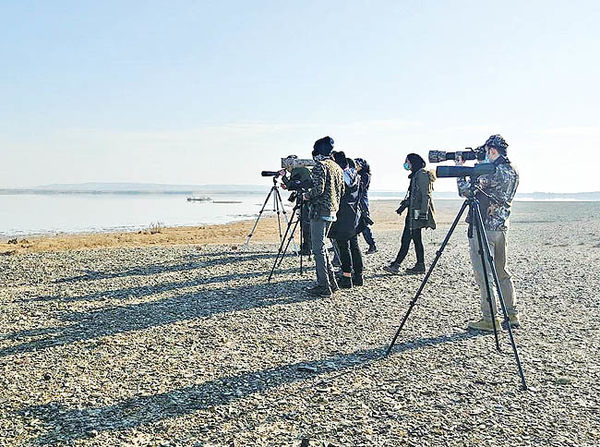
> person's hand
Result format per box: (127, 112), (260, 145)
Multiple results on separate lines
(278, 169), (286, 177)
(281, 183), (287, 190)
(455, 155), (465, 166)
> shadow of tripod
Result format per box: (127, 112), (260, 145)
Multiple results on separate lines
(386, 179), (528, 390)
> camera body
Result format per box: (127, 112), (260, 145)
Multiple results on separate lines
(428, 146), (486, 164)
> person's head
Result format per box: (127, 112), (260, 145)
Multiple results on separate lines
(404, 153), (426, 172)
(312, 136), (335, 160)
(333, 151), (348, 169)
(484, 134), (508, 161)
(354, 157), (369, 173)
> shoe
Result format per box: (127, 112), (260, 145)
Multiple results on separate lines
(300, 248), (312, 256)
(467, 317), (501, 332)
(352, 274), (364, 286)
(405, 263), (426, 274)
(338, 276), (353, 289)
(307, 285), (332, 297)
(502, 314), (521, 329)
(383, 262), (400, 274)
(366, 246), (378, 254)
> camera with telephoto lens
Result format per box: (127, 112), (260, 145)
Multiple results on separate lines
(261, 155), (316, 178)
(428, 145), (486, 163)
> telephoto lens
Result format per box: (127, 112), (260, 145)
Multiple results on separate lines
(261, 171), (281, 177)
(436, 163), (496, 178)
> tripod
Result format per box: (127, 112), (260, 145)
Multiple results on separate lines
(268, 195), (308, 282)
(386, 181), (527, 390)
(245, 177), (297, 253)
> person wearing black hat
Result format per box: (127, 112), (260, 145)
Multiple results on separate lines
(329, 152), (365, 288)
(456, 134), (520, 332)
(302, 136), (345, 297)
(384, 153), (436, 274)
(354, 158), (377, 254)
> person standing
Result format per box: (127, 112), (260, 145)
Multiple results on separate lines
(384, 153), (436, 274)
(457, 134), (520, 331)
(303, 136), (345, 297)
(354, 158), (377, 254)
(279, 156), (313, 255)
(329, 152), (364, 288)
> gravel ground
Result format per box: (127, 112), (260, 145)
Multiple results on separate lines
(1, 201), (599, 446)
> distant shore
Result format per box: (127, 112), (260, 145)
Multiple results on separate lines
(0, 201), (451, 255)
(3, 199), (599, 255)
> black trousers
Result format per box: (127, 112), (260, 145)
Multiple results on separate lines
(394, 218), (424, 265)
(335, 235), (363, 275)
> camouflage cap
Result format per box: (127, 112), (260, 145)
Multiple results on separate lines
(485, 134), (508, 152)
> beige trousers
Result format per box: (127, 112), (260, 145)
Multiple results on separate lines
(468, 230), (517, 319)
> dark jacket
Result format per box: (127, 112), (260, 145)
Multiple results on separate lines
(282, 166), (312, 191)
(329, 167), (362, 240)
(408, 168), (437, 230)
(307, 158), (345, 219)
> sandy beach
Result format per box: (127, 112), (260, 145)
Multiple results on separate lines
(1, 200), (599, 446)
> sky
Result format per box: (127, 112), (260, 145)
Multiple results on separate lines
(1, 0), (599, 193)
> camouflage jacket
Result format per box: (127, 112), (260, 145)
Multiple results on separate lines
(307, 158), (345, 219)
(457, 156), (519, 231)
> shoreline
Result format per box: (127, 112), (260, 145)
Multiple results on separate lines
(3, 199), (598, 255)
(0, 200), (423, 255)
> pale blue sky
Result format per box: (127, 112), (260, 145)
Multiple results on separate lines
(1, 0), (599, 192)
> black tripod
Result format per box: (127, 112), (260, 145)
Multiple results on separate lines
(268, 194), (308, 282)
(386, 181), (527, 390)
(245, 177), (297, 253)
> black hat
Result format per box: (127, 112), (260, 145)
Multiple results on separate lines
(312, 136), (334, 157)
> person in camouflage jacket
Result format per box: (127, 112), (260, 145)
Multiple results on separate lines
(302, 136), (345, 297)
(456, 134), (520, 332)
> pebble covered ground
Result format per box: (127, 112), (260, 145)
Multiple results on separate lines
(1, 201), (599, 446)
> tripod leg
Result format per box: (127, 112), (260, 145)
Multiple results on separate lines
(472, 205), (501, 351)
(274, 189), (284, 244)
(386, 200), (469, 356)
(472, 201), (528, 390)
(245, 187), (275, 245)
(275, 187), (299, 255)
(277, 217), (301, 268)
(268, 207), (299, 282)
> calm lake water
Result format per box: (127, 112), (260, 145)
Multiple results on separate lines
(1, 192), (598, 237)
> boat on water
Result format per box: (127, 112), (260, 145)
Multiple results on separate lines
(186, 195), (211, 202)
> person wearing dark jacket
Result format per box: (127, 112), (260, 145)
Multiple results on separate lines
(302, 136), (345, 297)
(329, 152), (364, 288)
(384, 153), (436, 274)
(354, 158), (377, 254)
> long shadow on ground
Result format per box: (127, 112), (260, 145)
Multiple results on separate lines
(28, 266), (302, 304)
(0, 278), (313, 357)
(53, 251), (278, 284)
(22, 332), (478, 445)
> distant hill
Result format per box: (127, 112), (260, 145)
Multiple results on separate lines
(0, 182), (267, 195)
(1, 183), (599, 200)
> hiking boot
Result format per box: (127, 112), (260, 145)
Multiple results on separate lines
(467, 317), (501, 332)
(405, 263), (426, 274)
(352, 274), (364, 286)
(383, 262), (401, 274)
(502, 314), (521, 329)
(366, 246), (378, 254)
(307, 285), (332, 297)
(338, 276), (353, 289)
